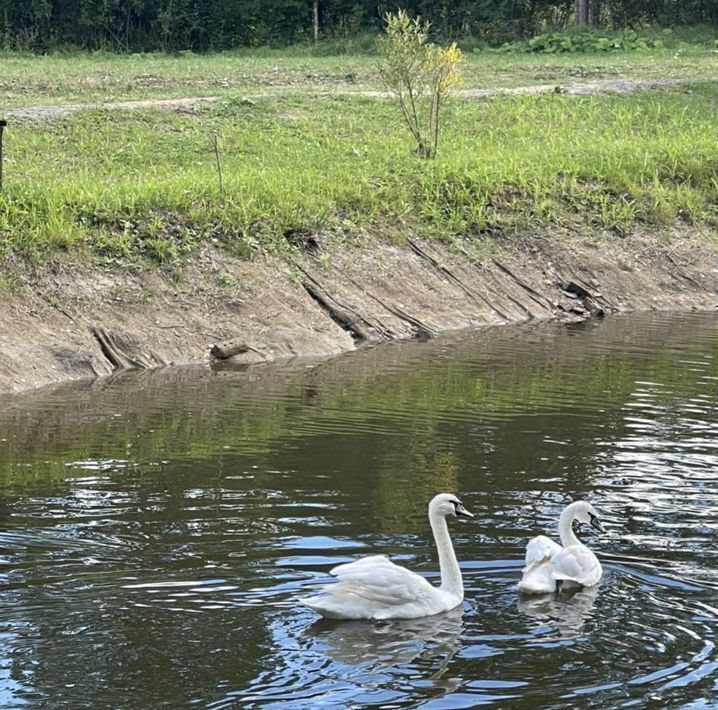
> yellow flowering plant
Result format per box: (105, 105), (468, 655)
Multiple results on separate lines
(377, 11), (464, 158)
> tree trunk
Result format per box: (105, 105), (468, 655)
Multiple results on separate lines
(312, 1), (320, 42)
(575, 0), (589, 26)
(590, 0), (601, 26)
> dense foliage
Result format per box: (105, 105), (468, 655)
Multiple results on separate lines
(0, 0), (715, 52)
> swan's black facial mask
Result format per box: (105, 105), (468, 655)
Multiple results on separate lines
(589, 512), (606, 533)
(452, 500), (474, 518)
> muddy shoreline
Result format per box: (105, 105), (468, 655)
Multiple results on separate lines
(0, 228), (716, 396)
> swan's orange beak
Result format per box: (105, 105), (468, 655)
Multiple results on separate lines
(455, 502), (473, 518)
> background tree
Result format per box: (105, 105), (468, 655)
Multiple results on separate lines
(0, 0), (714, 52)
(575, 0), (589, 26)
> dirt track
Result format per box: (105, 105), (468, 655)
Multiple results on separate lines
(3, 78), (697, 122)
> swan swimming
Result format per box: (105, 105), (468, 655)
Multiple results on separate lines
(518, 500), (605, 595)
(301, 493), (474, 620)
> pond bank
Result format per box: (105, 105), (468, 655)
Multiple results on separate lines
(1, 227), (716, 395)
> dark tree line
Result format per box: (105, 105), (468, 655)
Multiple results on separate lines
(0, 0), (715, 52)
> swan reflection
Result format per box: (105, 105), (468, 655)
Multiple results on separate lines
(303, 605), (465, 683)
(518, 584), (599, 638)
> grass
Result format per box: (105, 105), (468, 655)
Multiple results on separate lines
(0, 52), (717, 264)
(0, 42), (715, 106)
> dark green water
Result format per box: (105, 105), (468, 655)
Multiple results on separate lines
(0, 313), (716, 708)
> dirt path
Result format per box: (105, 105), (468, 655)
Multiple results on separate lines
(3, 78), (698, 122)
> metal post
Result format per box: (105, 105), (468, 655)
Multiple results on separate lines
(0, 120), (6, 189)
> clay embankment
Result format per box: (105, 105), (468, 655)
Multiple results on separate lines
(0, 228), (715, 395)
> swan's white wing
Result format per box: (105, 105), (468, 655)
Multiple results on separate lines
(551, 545), (603, 587)
(332, 556), (437, 604)
(524, 535), (562, 568)
(329, 554), (396, 578)
(518, 536), (564, 594)
(518, 561), (558, 594)
(302, 555), (452, 620)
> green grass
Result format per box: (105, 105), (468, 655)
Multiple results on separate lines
(1, 65), (717, 263)
(0, 42), (715, 106)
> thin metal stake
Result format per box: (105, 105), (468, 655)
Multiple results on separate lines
(0, 120), (6, 189)
(210, 133), (224, 200)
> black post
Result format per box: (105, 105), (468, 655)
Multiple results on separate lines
(0, 120), (6, 189)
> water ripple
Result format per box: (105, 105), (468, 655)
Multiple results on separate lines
(0, 312), (715, 707)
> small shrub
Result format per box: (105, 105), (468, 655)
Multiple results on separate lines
(596, 193), (635, 231)
(377, 10), (463, 158)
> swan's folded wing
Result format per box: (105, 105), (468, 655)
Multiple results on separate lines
(518, 559), (558, 594)
(329, 554), (393, 577)
(551, 546), (602, 586)
(524, 535), (562, 568)
(328, 555), (436, 607)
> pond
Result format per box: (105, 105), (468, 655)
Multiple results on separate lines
(0, 312), (716, 708)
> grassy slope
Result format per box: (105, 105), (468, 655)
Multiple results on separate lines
(0, 48), (717, 263)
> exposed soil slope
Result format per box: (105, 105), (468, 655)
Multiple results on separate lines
(1, 228), (715, 395)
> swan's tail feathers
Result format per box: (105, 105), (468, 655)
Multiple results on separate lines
(517, 561), (558, 595)
(300, 585), (382, 620)
(301, 593), (348, 619)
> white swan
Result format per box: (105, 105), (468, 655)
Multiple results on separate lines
(518, 500), (605, 595)
(301, 493), (474, 620)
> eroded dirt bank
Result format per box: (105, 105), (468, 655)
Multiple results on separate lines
(0, 228), (716, 395)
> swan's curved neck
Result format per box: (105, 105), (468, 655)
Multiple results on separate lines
(558, 505), (582, 548)
(429, 509), (462, 598)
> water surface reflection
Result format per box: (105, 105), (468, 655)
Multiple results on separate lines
(0, 313), (716, 707)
